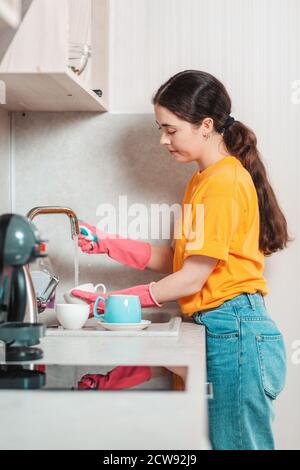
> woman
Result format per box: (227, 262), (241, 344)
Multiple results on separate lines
(72, 70), (289, 450)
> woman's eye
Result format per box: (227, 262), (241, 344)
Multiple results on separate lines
(157, 127), (176, 135)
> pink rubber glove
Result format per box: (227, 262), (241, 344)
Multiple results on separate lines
(71, 282), (162, 317)
(78, 221), (152, 270)
(77, 366), (152, 390)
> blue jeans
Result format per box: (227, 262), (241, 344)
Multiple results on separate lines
(192, 292), (287, 450)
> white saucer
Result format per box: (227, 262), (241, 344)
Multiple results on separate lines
(97, 319), (151, 331)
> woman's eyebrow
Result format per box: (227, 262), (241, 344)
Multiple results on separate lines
(155, 120), (177, 127)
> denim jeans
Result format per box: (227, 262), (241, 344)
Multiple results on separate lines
(192, 292), (287, 450)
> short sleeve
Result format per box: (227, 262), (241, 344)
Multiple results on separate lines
(183, 194), (239, 262)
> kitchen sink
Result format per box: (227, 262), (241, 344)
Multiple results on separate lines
(45, 308), (182, 337)
(142, 309), (180, 323)
(40, 306), (182, 326)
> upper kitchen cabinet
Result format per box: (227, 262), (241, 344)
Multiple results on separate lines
(0, 0), (109, 112)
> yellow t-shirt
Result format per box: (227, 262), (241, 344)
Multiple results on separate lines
(173, 155), (268, 315)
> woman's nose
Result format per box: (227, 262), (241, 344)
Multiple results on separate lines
(160, 133), (171, 145)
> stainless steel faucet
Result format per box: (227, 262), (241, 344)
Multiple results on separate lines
(26, 206), (80, 239)
(23, 206), (80, 323)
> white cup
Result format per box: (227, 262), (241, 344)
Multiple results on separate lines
(63, 283), (107, 305)
(56, 303), (90, 329)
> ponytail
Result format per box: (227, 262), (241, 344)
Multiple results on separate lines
(223, 121), (291, 255)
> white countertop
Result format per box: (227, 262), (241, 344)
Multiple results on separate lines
(0, 312), (210, 450)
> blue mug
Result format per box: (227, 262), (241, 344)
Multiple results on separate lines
(93, 294), (142, 323)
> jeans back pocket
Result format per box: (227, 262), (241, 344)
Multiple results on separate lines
(256, 333), (287, 399)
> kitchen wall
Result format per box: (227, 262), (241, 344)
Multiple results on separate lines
(0, 109), (11, 213)
(11, 0), (300, 450)
(14, 111), (189, 295)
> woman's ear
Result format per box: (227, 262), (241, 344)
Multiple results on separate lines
(193, 117), (214, 136)
(202, 117), (214, 132)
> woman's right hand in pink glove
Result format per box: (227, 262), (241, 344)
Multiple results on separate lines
(78, 221), (104, 254)
(77, 220), (152, 270)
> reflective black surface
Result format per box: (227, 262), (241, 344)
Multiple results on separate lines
(0, 364), (184, 391)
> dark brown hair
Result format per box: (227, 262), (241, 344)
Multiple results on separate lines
(152, 70), (291, 256)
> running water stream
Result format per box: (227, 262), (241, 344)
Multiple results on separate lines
(73, 235), (80, 287)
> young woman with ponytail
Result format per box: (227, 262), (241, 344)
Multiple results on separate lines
(73, 70), (289, 450)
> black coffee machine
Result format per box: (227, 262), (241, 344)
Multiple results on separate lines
(0, 213), (46, 363)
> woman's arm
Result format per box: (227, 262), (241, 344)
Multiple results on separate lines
(146, 244), (174, 274)
(71, 254), (218, 316)
(78, 221), (174, 273)
(151, 254), (218, 303)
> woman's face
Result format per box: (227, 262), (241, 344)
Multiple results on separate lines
(154, 104), (208, 164)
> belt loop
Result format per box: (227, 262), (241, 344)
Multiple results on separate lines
(193, 311), (205, 325)
(246, 293), (255, 310)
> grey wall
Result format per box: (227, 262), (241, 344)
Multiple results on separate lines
(14, 111), (194, 300)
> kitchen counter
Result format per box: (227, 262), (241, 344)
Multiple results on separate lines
(0, 309), (211, 450)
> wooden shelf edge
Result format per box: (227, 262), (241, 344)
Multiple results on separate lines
(0, 71), (108, 112)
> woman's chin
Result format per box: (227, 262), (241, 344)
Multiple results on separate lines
(171, 151), (181, 158)
(172, 153), (188, 162)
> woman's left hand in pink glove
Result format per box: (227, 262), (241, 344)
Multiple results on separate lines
(70, 290), (107, 317)
(71, 282), (162, 317)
